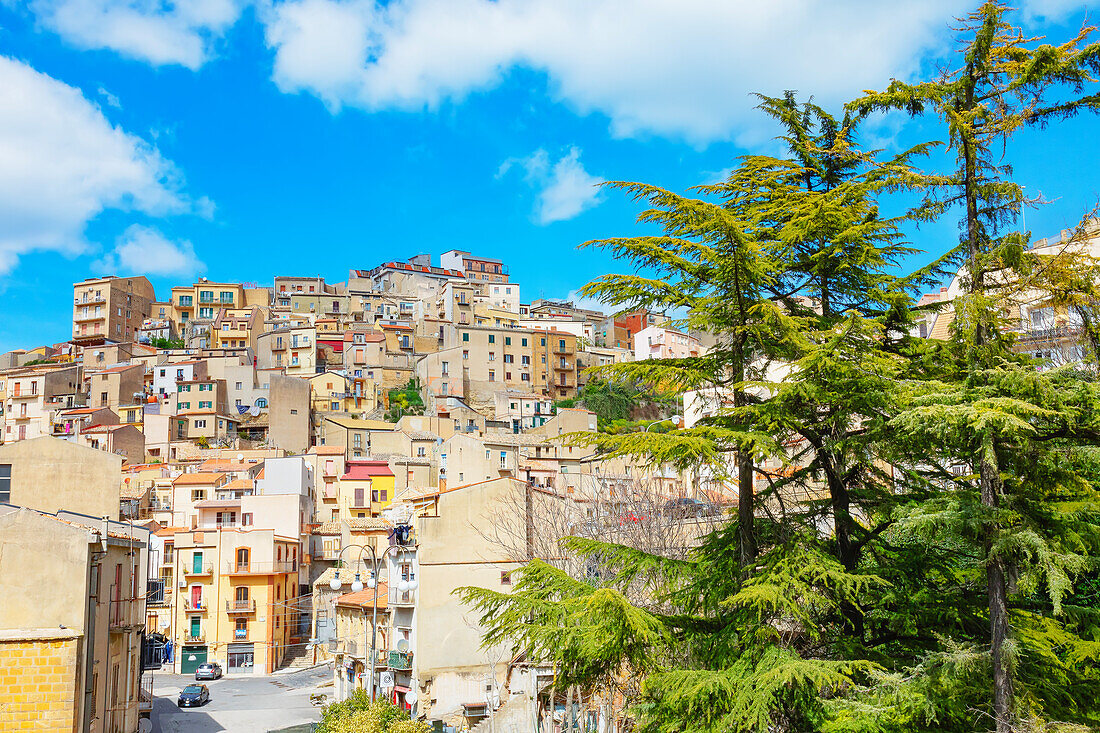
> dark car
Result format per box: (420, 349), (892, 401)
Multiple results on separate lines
(195, 662), (222, 680)
(663, 497), (722, 519)
(178, 684), (210, 707)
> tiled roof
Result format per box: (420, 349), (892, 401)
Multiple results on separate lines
(335, 583), (389, 609)
(309, 446), (345, 455)
(343, 461), (394, 480)
(172, 472), (226, 486)
(402, 430), (441, 441)
(120, 484), (149, 500)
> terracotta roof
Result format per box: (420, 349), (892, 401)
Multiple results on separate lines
(343, 461), (394, 480)
(156, 526), (187, 537)
(335, 583), (389, 609)
(402, 430), (441, 441)
(222, 478), (254, 491)
(120, 484), (149, 500)
(173, 472), (227, 486)
(309, 446), (345, 455)
(199, 459), (256, 472)
(314, 517), (391, 535)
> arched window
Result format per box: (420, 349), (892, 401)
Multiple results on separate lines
(255, 398), (268, 408)
(236, 547), (250, 572)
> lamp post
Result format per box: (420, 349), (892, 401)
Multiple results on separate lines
(329, 541), (418, 701)
(645, 415), (682, 432)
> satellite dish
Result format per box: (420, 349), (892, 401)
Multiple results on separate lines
(236, 453), (244, 462)
(249, 405), (261, 417)
(405, 689), (418, 706)
(396, 638), (410, 653)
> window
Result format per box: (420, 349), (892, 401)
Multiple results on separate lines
(488, 352), (495, 361)
(500, 451), (508, 468)
(441, 361), (449, 376)
(462, 350), (469, 360)
(501, 571), (512, 586)
(488, 334), (495, 343)
(417, 446), (426, 457)
(242, 513), (253, 526)
(504, 337), (511, 345)
(191, 489), (206, 502)
(0, 464), (10, 503)
(540, 337), (546, 346)
(521, 338), (528, 347)
(488, 370), (495, 382)
(462, 332), (469, 342)
(199, 401), (212, 409)
(235, 382), (243, 390)
(194, 419), (207, 428)
(235, 618), (247, 639)
(504, 354), (513, 363)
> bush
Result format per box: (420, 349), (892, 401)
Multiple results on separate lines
(317, 691), (429, 733)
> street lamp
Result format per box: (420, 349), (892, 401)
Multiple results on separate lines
(645, 415), (682, 432)
(329, 541), (418, 701)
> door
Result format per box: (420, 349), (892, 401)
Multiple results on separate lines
(191, 585), (202, 610)
(192, 551), (203, 574)
(190, 616), (201, 639)
(179, 646), (207, 675)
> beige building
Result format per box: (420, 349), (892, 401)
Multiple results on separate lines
(0, 363), (83, 444)
(0, 508), (150, 733)
(0, 436), (122, 517)
(212, 307), (264, 351)
(169, 280), (246, 326)
(86, 363), (145, 411)
(72, 275), (156, 346)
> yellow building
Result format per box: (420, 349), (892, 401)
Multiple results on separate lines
(170, 280), (246, 326)
(339, 460), (396, 518)
(172, 527), (301, 675)
(213, 307), (263, 351)
(310, 372), (376, 414)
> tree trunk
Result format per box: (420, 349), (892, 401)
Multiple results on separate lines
(981, 452), (1013, 732)
(737, 451), (756, 568)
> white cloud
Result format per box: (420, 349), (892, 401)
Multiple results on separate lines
(0, 55), (200, 274)
(262, 0), (973, 144)
(96, 85), (121, 109)
(25, 0), (243, 69)
(95, 224), (205, 276)
(500, 147), (603, 225)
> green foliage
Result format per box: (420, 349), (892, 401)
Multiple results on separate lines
(316, 691), (428, 733)
(457, 6), (1100, 733)
(151, 337), (185, 349)
(387, 379), (424, 421)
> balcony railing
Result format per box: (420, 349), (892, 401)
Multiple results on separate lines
(1013, 325), (1083, 343)
(226, 599), (257, 614)
(184, 631), (205, 643)
(224, 561), (296, 575)
(388, 651), (413, 671)
(147, 580), (167, 606)
(183, 563), (214, 576)
(182, 598), (208, 613)
(108, 587), (144, 631)
(389, 588), (415, 606)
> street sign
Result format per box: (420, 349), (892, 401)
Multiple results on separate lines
(379, 671), (395, 691)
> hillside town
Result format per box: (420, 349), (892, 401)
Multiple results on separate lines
(0, 249), (720, 731)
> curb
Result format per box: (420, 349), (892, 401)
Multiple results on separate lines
(274, 660), (333, 675)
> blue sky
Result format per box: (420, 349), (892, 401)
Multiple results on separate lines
(1, 0), (1099, 353)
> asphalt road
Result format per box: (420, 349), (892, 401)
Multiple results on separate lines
(149, 664), (331, 733)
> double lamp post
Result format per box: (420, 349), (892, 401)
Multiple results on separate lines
(330, 542), (418, 702)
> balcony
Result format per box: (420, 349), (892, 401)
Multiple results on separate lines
(182, 598), (208, 613)
(225, 599), (257, 614)
(553, 363), (573, 371)
(388, 651), (413, 671)
(184, 631), (206, 644)
(147, 581), (168, 607)
(182, 563), (214, 577)
(108, 591), (144, 631)
(389, 588), (415, 606)
(74, 295), (106, 306)
(1013, 325), (1083, 344)
(224, 561), (296, 576)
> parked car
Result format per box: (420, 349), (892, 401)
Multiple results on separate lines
(662, 497), (722, 519)
(178, 684), (210, 707)
(195, 661), (222, 680)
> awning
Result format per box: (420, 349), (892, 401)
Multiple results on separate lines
(394, 685), (410, 693)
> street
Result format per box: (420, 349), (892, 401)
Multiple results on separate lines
(148, 663), (331, 733)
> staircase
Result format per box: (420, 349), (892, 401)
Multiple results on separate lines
(278, 643), (316, 670)
(468, 694), (532, 733)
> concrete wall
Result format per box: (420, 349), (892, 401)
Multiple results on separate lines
(268, 375), (310, 454)
(416, 478), (524, 719)
(0, 436), (122, 518)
